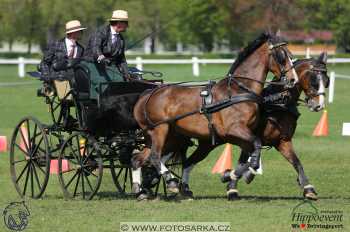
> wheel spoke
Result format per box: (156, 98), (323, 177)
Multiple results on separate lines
(16, 162), (29, 183)
(30, 162), (34, 197)
(84, 174), (94, 192)
(73, 172), (81, 197)
(68, 143), (80, 163)
(12, 159), (28, 165)
(65, 171), (79, 189)
(14, 143), (30, 157)
(22, 163), (31, 196)
(81, 170), (85, 199)
(116, 167), (124, 179)
(83, 169), (98, 178)
(31, 136), (43, 158)
(82, 146), (94, 163)
(26, 120), (32, 151)
(123, 168), (128, 192)
(32, 164), (42, 190)
(32, 160), (46, 174)
(32, 123), (38, 145)
(19, 126), (30, 153)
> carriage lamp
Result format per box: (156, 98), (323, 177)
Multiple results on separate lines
(79, 138), (86, 156)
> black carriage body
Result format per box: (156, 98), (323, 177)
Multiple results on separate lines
(72, 62), (157, 137)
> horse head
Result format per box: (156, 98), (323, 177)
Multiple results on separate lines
(266, 33), (299, 88)
(296, 52), (329, 112)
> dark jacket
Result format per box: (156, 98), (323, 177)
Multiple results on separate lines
(40, 38), (84, 79)
(85, 25), (128, 76)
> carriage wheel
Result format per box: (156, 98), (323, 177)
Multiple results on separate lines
(58, 132), (103, 200)
(49, 95), (63, 125)
(10, 117), (50, 199)
(110, 159), (133, 194)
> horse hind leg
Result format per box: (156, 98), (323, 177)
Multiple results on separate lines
(180, 141), (214, 199)
(148, 124), (180, 193)
(277, 140), (317, 200)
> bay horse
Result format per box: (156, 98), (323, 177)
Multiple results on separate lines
(175, 53), (329, 201)
(132, 32), (299, 193)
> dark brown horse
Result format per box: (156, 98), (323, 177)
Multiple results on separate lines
(176, 53), (329, 201)
(133, 33), (298, 192)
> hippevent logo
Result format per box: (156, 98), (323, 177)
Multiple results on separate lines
(291, 200), (344, 230)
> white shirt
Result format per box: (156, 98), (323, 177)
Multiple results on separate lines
(65, 37), (77, 58)
(110, 26), (119, 44)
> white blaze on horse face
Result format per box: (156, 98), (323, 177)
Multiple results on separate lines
(182, 165), (194, 184)
(288, 56), (299, 83)
(318, 77), (325, 109)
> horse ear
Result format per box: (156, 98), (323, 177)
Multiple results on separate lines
(318, 52), (328, 64)
(276, 29), (281, 37)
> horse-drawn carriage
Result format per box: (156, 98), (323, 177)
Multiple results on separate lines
(9, 60), (182, 200)
(10, 33), (329, 202)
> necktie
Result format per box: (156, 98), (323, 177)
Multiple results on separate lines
(68, 44), (76, 58)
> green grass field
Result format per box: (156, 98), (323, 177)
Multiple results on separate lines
(0, 63), (350, 232)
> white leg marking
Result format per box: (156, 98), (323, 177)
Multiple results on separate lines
(132, 167), (141, 185)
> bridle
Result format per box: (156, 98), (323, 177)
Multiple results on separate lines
(303, 65), (328, 108)
(227, 40), (298, 97)
(268, 41), (298, 88)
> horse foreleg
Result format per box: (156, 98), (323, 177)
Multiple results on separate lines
(180, 141), (214, 198)
(224, 149), (258, 187)
(224, 126), (262, 200)
(277, 140), (317, 200)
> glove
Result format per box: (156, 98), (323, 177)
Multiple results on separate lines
(97, 54), (106, 63)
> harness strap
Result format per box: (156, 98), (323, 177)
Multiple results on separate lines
(201, 82), (216, 145)
(146, 92), (262, 130)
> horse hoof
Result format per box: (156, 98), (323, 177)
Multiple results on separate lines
(221, 169), (235, 183)
(242, 169), (256, 184)
(166, 179), (179, 193)
(136, 191), (150, 201)
(179, 183), (194, 199)
(304, 186), (318, 201)
(305, 192), (318, 201)
(132, 183), (141, 194)
(227, 189), (239, 201)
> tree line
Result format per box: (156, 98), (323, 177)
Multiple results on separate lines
(0, 0), (349, 53)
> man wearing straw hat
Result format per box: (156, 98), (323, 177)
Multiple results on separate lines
(39, 20), (86, 127)
(40, 20), (86, 81)
(85, 10), (130, 80)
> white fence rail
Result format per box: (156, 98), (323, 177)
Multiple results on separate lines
(1, 57), (350, 104)
(3, 57), (350, 78)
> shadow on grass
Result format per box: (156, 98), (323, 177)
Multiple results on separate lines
(195, 195), (350, 201)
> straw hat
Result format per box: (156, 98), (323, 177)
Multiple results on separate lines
(110, 10), (128, 22)
(65, 20), (86, 34)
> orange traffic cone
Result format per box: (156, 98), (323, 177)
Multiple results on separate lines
(312, 110), (329, 136)
(50, 159), (70, 174)
(211, 144), (233, 174)
(0, 136), (7, 152)
(19, 124), (30, 155)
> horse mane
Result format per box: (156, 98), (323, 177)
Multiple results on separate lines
(228, 32), (272, 75)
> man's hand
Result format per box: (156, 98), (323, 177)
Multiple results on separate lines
(97, 54), (106, 63)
